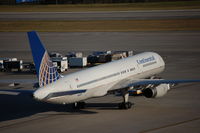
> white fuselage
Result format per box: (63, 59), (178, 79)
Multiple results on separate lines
(34, 52), (165, 104)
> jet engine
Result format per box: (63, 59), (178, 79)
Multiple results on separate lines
(143, 84), (170, 98)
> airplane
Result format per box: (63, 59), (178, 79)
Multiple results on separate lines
(1, 31), (200, 110)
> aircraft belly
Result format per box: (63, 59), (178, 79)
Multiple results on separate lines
(47, 93), (88, 104)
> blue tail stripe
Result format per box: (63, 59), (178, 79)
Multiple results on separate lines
(27, 31), (60, 87)
(27, 31), (45, 77)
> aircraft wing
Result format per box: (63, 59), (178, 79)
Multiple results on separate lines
(0, 89), (35, 96)
(0, 78), (37, 96)
(128, 79), (200, 86)
(110, 79), (200, 91)
(0, 79), (37, 84)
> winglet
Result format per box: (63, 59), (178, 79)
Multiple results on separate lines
(27, 31), (60, 87)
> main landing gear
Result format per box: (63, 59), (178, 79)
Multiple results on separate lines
(71, 89), (133, 110)
(118, 90), (133, 109)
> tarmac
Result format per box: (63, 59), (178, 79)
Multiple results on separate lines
(0, 9), (200, 21)
(0, 9), (200, 133)
(0, 31), (200, 133)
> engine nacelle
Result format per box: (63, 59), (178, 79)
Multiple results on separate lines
(143, 84), (170, 98)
